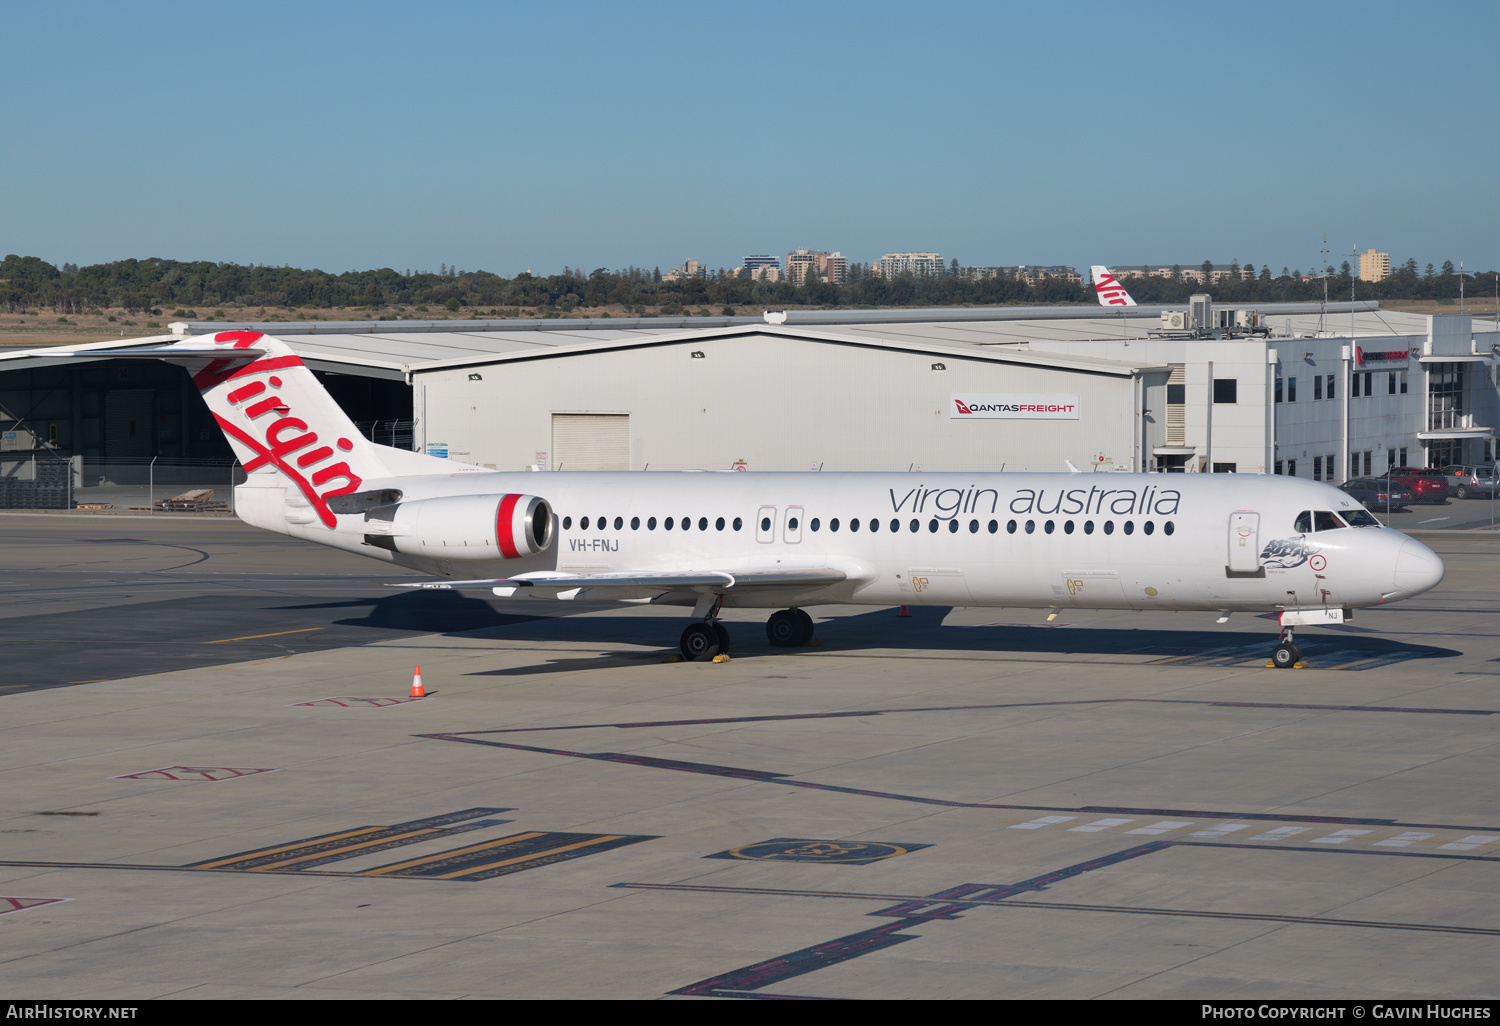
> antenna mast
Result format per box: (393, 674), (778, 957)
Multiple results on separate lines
(1318, 234), (1329, 334)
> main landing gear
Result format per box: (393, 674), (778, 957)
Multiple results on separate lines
(1270, 627), (1303, 670)
(766, 608), (814, 648)
(680, 620), (731, 661)
(678, 607), (816, 661)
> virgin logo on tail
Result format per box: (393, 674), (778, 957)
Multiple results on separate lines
(1090, 266), (1137, 307)
(201, 331), (362, 529)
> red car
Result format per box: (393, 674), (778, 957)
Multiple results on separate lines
(1387, 467), (1451, 504)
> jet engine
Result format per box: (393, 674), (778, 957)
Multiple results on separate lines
(368, 493), (554, 560)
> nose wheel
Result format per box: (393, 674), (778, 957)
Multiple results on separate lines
(767, 608), (814, 648)
(1270, 628), (1302, 669)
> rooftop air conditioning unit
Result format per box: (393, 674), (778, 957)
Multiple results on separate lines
(1235, 309), (1260, 328)
(1189, 294), (1213, 330)
(1161, 310), (1187, 331)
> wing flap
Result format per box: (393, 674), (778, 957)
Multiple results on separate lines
(393, 567), (848, 595)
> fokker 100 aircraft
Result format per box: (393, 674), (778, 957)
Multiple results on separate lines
(86, 332), (1446, 668)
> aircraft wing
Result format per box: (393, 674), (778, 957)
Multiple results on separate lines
(394, 567), (848, 597)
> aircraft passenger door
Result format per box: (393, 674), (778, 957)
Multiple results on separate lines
(784, 506), (804, 544)
(756, 506), (777, 543)
(1228, 512), (1260, 572)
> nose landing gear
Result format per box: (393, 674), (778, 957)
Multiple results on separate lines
(767, 608), (814, 648)
(1270, 627), (1303, 669)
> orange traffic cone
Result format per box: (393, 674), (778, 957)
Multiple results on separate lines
(897, 605), (910, 617)
(410, 666), (425, 698)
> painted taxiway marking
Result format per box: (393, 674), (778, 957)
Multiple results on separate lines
(294, 696), (426, 708)
(1188, 822), (1252, 838)
(110, 766), (278, 783)
(1374, 832), (1434, 847)
(654, 839), (1500, 998)
(427, 733), (1500, 835)
(1010, 816), (1074, 830)
(1068, 818), (1133, 832)
(1125, 820), (1193, 835)
(1310, 829), (1374, 845)
(204, 627), (323, 644)
(620, 882), (1500, 939)
(0, 897), (69, 916)
(0, 808), (653, 883)
(1440, 834), (1500, 851)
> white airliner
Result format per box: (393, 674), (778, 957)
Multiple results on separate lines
(1092, 266), (1137, 307)
(88, 331), (1446, 669)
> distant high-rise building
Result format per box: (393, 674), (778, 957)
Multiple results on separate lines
(1012, 265), (1082, 286)
(955, 266), (1005, 281)
(1358, 249), (1390, 283)
(1112, 265), (1246, 285)
(874, 252), (944, 278)
(784, 249), (847, 286)
(742, 255), (780, 278)
(662, 259), (707, 282)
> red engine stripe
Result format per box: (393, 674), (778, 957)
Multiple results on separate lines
(496, 493), (522, 559)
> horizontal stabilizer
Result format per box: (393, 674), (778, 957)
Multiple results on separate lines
(69, 347), (267, 361)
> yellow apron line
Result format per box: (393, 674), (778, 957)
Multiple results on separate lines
(247, 827), (449, 871)
(190, 826), (389, 869)
(1150, 655), (1194, 664)
(204, 627), (323, 644)
(361, 831), (547, 876)
(428, 835), (624, 880)
(1324, 657), (1378, 671)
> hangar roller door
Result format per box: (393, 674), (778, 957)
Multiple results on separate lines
(104, 389), (155, 460)
(552, 414), (630, 471)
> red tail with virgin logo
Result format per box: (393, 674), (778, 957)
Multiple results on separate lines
(193, 331), (390, 528)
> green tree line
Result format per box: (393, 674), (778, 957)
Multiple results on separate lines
(2, 254), (1496, 317)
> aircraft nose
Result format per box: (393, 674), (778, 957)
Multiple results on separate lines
(1393, 538), (1445, 597)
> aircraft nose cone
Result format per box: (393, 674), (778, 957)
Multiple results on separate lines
(1394, 538), (1445, 596)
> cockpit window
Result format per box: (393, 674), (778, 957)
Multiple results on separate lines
(1313, 510), (1345, 531)
(1294, 511), (1312, 533)
(1343, 508), (1381, 528)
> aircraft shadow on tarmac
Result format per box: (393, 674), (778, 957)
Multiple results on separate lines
(436, 602), (1459, 674)
(275, 589), (546, 633)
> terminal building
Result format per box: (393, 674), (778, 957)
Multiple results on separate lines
(1, 301), (1496, 487)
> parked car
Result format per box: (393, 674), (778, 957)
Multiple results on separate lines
(1386, 467), (1451, 504)
(1438, 464), (1499, 500)
(1338, 477), (1414, 512)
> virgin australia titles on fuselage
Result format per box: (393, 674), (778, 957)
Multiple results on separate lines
(325, 469), (1445, 614)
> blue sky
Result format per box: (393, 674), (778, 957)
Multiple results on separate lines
(4, 1), (1496, 276)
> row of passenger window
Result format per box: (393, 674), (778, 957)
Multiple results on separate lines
(1006, 518), (1173, 536)
(559, 513), (1175, 537)
(562, 516), (742, 531)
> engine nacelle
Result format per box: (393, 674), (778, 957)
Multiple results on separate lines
(380, 493), (554, 561)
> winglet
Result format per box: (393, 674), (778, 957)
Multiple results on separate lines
(1091, 266), (1137, 307)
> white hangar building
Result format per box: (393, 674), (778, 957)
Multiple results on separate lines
(5, 301), (1492, 485)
